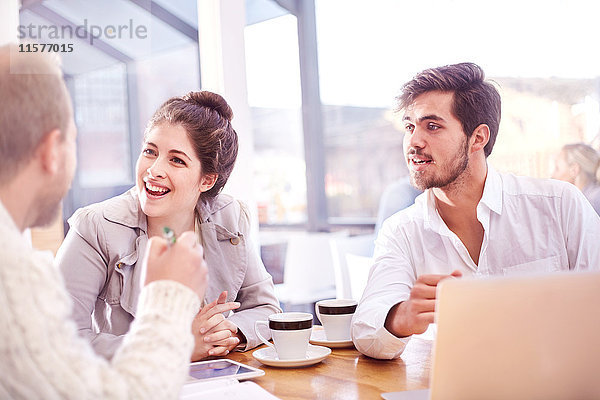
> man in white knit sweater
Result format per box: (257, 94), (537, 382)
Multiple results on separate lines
(0, 45), (209, 398)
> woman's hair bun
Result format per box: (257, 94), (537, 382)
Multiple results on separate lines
(184, 91), (233, 122)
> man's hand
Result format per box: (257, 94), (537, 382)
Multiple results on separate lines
(190, 291), (241, 361)
(385, 270), (462, 337)
(143, 231), (209, 298)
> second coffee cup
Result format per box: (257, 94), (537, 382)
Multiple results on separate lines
(254, 312), (313, 360)
(315, 299), (358, 341)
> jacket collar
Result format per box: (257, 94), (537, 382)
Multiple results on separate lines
(102, 189), (147, 233)
(102, 188), (235, 230)
(197, 194), (235, 223)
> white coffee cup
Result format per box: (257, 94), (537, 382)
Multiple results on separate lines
(254, 312), (313, 360)
(315, 299), (358, 341)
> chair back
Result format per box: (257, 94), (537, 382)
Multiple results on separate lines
(330, 234), (375, 300)
(276, 231), (348, 305)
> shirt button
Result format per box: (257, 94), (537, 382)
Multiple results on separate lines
(117, 262), (123, 269)
(230, 237), (240, 245)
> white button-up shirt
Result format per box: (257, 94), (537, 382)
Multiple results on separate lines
(352, 166), (600, 359)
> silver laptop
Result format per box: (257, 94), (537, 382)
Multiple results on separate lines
(382, 271), (600, 400)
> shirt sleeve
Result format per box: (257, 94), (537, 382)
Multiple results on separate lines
(560, 184), (600, 271)
(351, 217), (416, 359)
(55, 208), (125, 359)
(226, 201), (282, 351)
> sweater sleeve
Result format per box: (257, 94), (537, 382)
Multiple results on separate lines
(0, 243), (200, 400)
(108, 281), (201, 399)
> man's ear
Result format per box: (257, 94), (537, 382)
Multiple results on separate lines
(36, 129), (62, 175)
(199, 173), (218, 193)
(469, 124), (490, 154)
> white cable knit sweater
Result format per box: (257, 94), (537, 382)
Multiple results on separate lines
(0, 202), (201, 399)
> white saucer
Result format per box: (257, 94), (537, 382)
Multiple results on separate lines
(309, 327), (354, 348)
(252, 344), (331, 368)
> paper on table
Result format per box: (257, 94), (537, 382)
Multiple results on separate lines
(179, 378), (237, 399)
(179, 380), (280, 400)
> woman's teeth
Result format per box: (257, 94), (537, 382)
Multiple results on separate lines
(145, 182), (170, 195)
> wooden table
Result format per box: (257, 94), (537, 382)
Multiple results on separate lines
(228, 333), (433, 400)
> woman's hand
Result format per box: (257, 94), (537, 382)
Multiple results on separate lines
(191, 291), (241, 361)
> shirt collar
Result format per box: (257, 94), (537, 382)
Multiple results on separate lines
(420, 163), (503, 232)
(479, 164), (503, 216)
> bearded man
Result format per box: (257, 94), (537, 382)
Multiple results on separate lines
(351, 62), (600, 360)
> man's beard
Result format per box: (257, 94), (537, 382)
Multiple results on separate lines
(33, 193), (63, 228)
(32, 161), (69, 228)
(409, 138), (469, 191)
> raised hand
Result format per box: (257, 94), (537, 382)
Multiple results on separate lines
(385, 270), (462, 337)
(143, 231), (208, 299)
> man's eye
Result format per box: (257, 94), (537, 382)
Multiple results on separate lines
(428, 123), (440, 131)
(405, 125), (415, 133)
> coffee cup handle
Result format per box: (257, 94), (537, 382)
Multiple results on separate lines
(254, 320), (275, 349)
(315, 303), (322, 325)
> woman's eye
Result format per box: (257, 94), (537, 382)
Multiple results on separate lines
(142, 148), (156, 156)
(171, 157), (186, 165)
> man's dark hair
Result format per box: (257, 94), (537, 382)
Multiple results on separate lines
(396, 62), (501, 157)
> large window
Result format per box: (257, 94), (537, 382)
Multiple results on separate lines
(246, 0), (600, 288)
(313, 0), (600, 225)
(245, 14), (307, 225)
(488, 77), (600, 177)
(73, 64), (131, 188)
(246, 0), (600, 229)
(19, 0), (202, 218)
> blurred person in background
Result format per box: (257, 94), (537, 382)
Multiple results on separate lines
(57, 91), (281, 362)
(552, 143), (600, 215)
(375, 176), (421, 234)
(375, 141), (422, 235)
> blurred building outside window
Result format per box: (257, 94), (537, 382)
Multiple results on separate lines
(74, 63), (132, 187)
(245, 0), (600, 228)
(245, 14), (308, 225)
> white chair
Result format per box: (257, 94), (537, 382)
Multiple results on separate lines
(274, 231), (348, 306)
(330, 234), (375, 300)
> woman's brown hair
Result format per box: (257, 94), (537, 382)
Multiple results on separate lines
(145, 91), (238, 203)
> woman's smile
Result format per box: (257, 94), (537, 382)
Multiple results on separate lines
(136, 123), (203, 220)
(143, 178), (171, 198)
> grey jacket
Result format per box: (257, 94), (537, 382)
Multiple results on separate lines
(56, 189), (281, 359)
